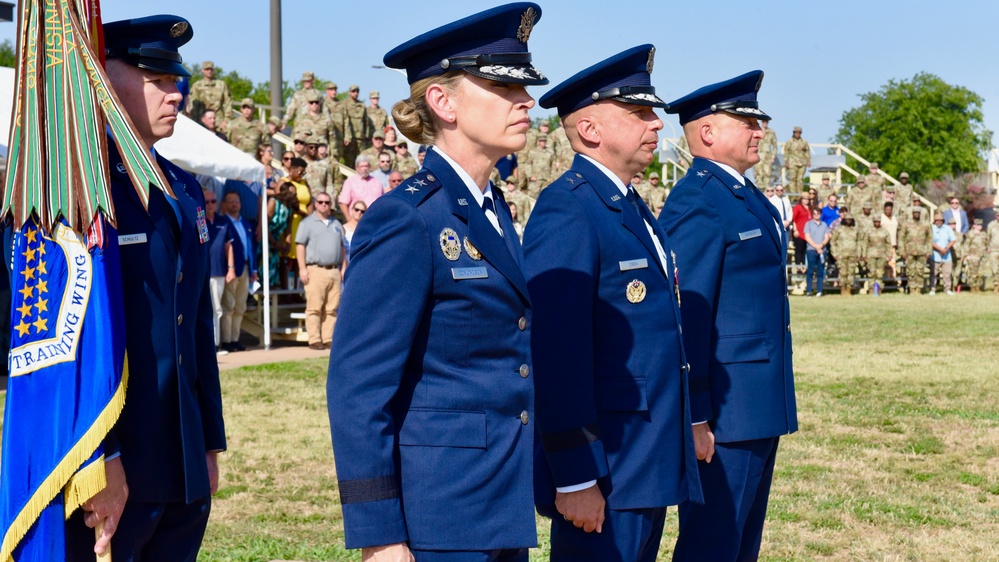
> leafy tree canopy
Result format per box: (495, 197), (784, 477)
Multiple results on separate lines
(0, 40), (14, 68)
(834, 72), (991, 181)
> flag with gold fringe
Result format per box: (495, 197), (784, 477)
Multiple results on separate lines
(0, 0), (174, 559)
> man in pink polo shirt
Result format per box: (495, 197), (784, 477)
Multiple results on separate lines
(338, 155), (384, 217)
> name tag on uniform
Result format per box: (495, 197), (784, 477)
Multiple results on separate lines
(451, 267), (488, 280)
(619, 258), (648, 271)
(118, 233), (148, 246)
(739, 229), (762, 241)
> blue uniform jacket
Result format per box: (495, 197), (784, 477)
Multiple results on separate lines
(659, 157), (797, 443)
(327, 149), (536, 551)
(224, 213), (256, 277)
(109, 139), (227, 503)
(524, 154), (702, 515)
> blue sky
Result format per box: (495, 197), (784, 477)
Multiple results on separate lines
(3, 0), (997, 150)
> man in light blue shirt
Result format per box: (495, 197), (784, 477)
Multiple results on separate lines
(930, 212), (957, 295)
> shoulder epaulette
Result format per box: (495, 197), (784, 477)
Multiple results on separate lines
(558, 169), (589, 191)
(393, 169), (442, 206)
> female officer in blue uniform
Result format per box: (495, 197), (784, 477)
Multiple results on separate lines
(326, 4), (547, 562)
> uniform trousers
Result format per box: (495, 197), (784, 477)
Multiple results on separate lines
(209, 276), (225, 347)
(990, 252), (999, 290)
(66, 497), (211, 562)
(304, 264), (342, 345)
(673, 437), (779, 562)
(412, 548), (529, 562)
(786, 164), (807, 192)
(221, 269), (249, 344)
(550, 506), (667, 562)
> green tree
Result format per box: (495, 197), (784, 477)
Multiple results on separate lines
(0, 39), (15, 68)
(834, 72), (990, 181)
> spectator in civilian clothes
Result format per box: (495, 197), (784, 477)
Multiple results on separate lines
(804, 206), (831, 296)
(296, 192), (346, 350)
(342, 200), (366, 255)
(199, 109), (227, 142)
(792, 193), (812, 272)
(371, 152), (393, 189)
(387, 171), (404, 192)
(220, 191), (257, 352)
(768, 184), (793, 231)
(203, 189), (233, 355)
(820, 194), (840, 226)
(338, 155), (383, 217)
(930, 212), (957, 295)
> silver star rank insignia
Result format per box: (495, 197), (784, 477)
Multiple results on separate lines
(405, 185), (420, 193)
(696, 171), (707, 177)
(413, 179), (428, 187)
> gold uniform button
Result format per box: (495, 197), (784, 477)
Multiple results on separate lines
(520, 411), (530, 425)
(519, 364), (530, 378)
(177, 272), (184, 283)
(177, 314), (183, 325)
(178, 354), (183, 366)
(518, 316), (527, 331)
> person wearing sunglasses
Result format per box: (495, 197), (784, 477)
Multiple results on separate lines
(295, 193), (346, 350)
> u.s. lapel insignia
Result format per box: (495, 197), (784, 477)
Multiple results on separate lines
(463, 237), (483, 260)
(626, 279), (647, 304)
(611, 194), (621, 201)
(646, 47), (656, 74)
(457, 198), (468, 206)
(439, 228), (461, 261)
(733, 183), (742, 190)
(517, 7), (537, 42)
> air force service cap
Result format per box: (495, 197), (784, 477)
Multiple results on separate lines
(539, 45), (666, 117)
(104, 15), (194, 77)
(383, 2), (547, 86)
(666, 70), (770, 125)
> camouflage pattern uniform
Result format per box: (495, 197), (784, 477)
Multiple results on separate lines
(522, 136), (554, 199)
(753, 121), (778, 187)
(394, 154), (419, 178)
(228, 113), (269, 155)
(366, 91), (390, 134)
(284, 72), (320, 127)
(961, 220), (988, 291)
(783, 128), (810, 192)
(321, 96), (349, 163)
(342, 92), (371, 165)
(865, 163), (885, 192)
(862, 218), (892, 286)
(846, 181), (876, 217)
(894, 174), (914, 223)
(188, 74), (233, 126)
(304, 148), (336, 197)
(899, 208), (932, 293)
(949, 220), (964, 288)
(548, 125), (573, 178)
(987, 215), (999, 292)
(502, 180), (534, 227)
(293, 91), (333, 148)
(831, 214), (861, 294)
(816, 176), (837, 206)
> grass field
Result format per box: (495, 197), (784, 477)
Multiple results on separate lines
(4, 294), (999, 561)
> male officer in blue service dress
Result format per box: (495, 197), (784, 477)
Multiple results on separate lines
(658, 71), (797, 562)
(66, 15), (226, 562)
(524, 45), (701, 562)
(327, 4), (547, 562)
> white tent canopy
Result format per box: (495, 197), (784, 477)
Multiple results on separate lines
(155, 114), (264, 183)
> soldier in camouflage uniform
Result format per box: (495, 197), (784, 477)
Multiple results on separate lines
(228, 98), (269, 155)
(753, 117), (778, 187)
(187, 60), (233, 130)
(647, 172), (668, 217)
(523, 133), (554, 199)
(815, 174), (836, 205)
(342, 85), (370, 166)
(894, 172), (914, 222)
(783, 126), (810, 193)
(899, 206), (932, 294)
(304, 134), (335, 196)
(862, 214), (892, 290)
(865, 162), (885, 192)
(393, 141), (419, 178)
(293, 90), (333, 148)
(360, 131), (393, 169)
(548, 124), (573, 178)
(988, 205), (999, 292)
(961, 219), (988, 291)
(366, 91), (390, 134)
(846, 176), (875, 216)
(282, 70), (319, 128)
(500, 175), (533, 227)
(831, 212), (861, 295)
(320, 82), (349, 163)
